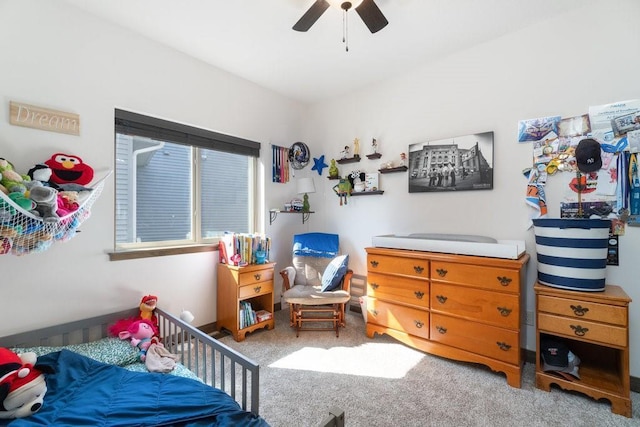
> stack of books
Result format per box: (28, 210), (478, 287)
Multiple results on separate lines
(239, 301), (272, 329)
(219, 232), (271, 266)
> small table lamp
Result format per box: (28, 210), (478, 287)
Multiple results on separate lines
(297, 177), (316, 212)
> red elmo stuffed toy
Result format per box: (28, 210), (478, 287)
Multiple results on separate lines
(44, 153), (94, 186)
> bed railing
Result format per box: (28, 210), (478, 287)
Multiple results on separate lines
(155, 307), (260, 416)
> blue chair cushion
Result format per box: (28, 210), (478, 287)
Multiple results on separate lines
(321, 254), (349, 292)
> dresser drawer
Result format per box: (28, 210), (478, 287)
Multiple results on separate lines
(537, 313), (627, 347)
(430, 313), (519, 364)
(239, 281), (273, 299)
(537, 295), (627, 327)
(239, 268), (274, 286)
(367, 254), (429, 278)
(368, 298), (429, 339)
(431, 283), (519, 329)
(431, 261), (519, 293)
(367, 273), (428, 308)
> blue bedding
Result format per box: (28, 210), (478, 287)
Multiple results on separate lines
(3, 350), (269, 427)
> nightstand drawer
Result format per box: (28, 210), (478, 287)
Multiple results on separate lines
(239, 281), (273, 299)
(367, 254), (429, 278)
(537, 313), (627, 347)
(367, 272), (428, 308)
(239, 268), (274, 286)
(537, 295), (627, 327)
(430, 313), (519, 364)
(431, 261), (519, 293)
(368, 298), (429, 339)
(431, 283), (519, 329)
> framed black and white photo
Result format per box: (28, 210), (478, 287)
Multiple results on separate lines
(408, 131), (494, 193)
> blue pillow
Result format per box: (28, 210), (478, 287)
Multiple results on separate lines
(321, 255), (349, 292)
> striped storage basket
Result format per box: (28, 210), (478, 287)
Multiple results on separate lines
(532, 218), (610, 292)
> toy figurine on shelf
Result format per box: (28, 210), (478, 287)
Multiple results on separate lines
(399, 152), (407, 167)
(340, 145), (350, 159)
(329, 159), (339, 178)
(353, 138), (360, 158)
(332, 178), (351, 206)
(371, 138), (378, 154)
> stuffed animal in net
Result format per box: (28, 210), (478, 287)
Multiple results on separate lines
(0, 348), (48, 419)
(44, 153), (94, 187)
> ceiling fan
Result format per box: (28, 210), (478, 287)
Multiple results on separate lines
(293, 0), (389, 34)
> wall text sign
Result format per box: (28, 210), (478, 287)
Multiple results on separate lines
(10, 101), (80, 136)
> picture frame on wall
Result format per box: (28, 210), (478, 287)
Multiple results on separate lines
(408, 131), (494, 193)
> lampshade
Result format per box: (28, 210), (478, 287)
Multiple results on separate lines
(297, 177), (316, 195)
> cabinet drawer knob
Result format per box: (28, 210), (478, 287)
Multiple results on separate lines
(436, 295), (448, 304)
(253, 285), (262, 293)
(414, 265), (424, 274)
(414, 291), (425, 299)
(497, 307), (512, 317)
(370, 260), (379, 268)
(436, 268), (448, 277)
(370, 283), (379, 290)
(496, 342), (512, 351)
(497, 276), (512, 286)
(254, 273), (261, 280)
(371, 309), (378, 317)
(414, 320), (424, 328)
(570, 305), (589, 317)
(570, 324), (589, 337)
(435, 325), (447, 334)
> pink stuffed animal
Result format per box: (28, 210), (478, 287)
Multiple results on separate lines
(118, 319), (160, 362)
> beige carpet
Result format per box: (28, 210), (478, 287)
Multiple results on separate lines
(219, 309), (640, 427)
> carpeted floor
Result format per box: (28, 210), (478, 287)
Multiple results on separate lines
(218, 309), (640, 427)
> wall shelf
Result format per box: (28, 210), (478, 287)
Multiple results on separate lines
(327, 176), (340, 180)
(269, 209), (313, 225)
(366, 153), (382, 159)
(379, 166), (408, 174)
(336, 156), (361, 164)
(350, 190), (384, 196)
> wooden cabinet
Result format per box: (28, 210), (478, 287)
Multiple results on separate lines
(217, 262), (275, 341)
(366, 247), (529, 388)
(534, 283), (632, 417)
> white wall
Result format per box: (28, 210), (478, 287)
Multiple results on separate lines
(0, 1), (303, 332)
(296, 0), (640, 376)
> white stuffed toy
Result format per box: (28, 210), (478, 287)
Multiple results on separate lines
(0, 347), (48, 419)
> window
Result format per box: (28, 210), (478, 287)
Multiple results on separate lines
(114, 109), (260, 255)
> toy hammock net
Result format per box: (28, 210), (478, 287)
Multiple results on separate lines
(0, 171), (110, 256)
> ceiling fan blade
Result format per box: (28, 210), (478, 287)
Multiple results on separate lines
(355, 0), (389, 33)
(293, 0), (330, 32)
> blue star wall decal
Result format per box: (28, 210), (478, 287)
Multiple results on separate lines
(311, 155), (328, 175)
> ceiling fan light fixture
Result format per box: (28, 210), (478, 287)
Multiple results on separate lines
(327, 0), (364, 11)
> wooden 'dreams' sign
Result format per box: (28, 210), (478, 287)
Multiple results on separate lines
(10, 101), (80, 136)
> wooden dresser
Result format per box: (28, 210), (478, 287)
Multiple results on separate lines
(535, 283), (632, 417)
(365, 247), (529, 387)
(217, 262), (275, 341)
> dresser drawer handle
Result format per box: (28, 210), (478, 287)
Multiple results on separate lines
(371, 309), (378, 317)
(254, 274), (261, 281)
(497, 307), (512, 317)
(570, 305), (589, 317)
(414, 291), (425, 299)
(414, 266), (424, 274)
(436, 295), (447, 304)
(370, 260), (379, 268)
(414, 320), (424, 328)
(253, 286), (262, 293)
(436, 268), (448, 277)
(435, 325), (447, 334)
(497, 342), (512, 351)
(570, 324), (589, 337)
(497, 276), (512, 286)
(370, 283), (379, 290)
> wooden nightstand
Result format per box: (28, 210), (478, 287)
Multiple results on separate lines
(217, 262), (275, 341)
(534, 282), (632, 417)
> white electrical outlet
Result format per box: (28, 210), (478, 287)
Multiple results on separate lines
(525, 311), (534, 326)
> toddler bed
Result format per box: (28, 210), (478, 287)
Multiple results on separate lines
(0, 307), (267, 426)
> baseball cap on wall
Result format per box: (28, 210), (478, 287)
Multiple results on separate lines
(575, 138), (602, 172)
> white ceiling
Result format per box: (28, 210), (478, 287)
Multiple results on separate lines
(62, 0), (590, 104)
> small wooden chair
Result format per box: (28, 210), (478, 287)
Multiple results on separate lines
(280, 233), (352, 337)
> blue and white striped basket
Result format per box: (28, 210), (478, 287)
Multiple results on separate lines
(532, 218), (611, 292)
